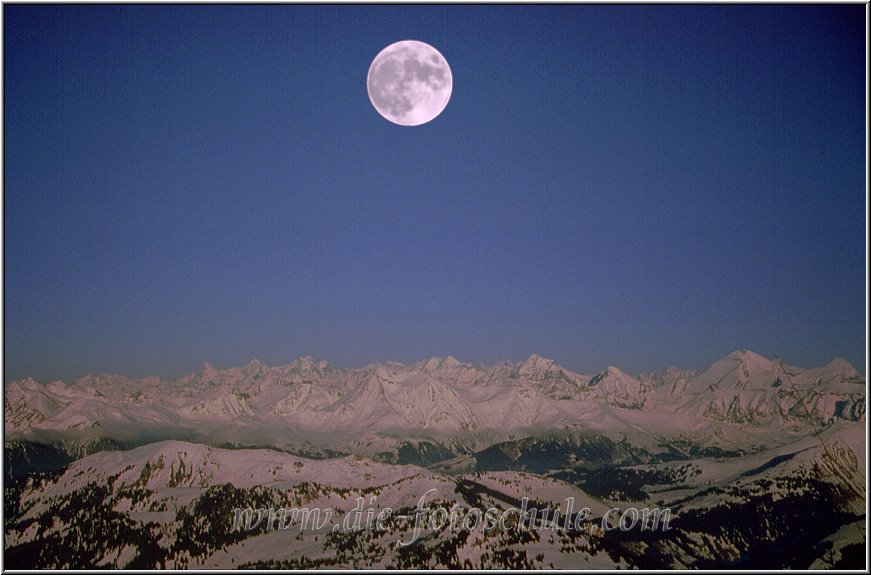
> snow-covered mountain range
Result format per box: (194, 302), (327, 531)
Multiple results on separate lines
(4, 350), (866, 569)
(5, 350), (864, 441)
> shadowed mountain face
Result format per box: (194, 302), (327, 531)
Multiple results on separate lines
(3, 351), (866, 569)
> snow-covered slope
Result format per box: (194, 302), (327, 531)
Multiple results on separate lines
(5, 426), (865, 569)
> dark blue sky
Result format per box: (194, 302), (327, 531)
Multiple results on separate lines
(4, 5), (866, 382)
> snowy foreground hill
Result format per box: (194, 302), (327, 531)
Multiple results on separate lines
(3, 350), (867, 568)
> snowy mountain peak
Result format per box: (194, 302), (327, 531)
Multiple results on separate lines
(583, 366), (647, 409)
(518, 353), (556, 373)
(17, 378), (40, 391)
(243, 359), (267, 374)
(197, 362), (218, 377)
(823, 357), (860, 377)
(605, 365), (631, 377)
(417, 356), (465, 372)
(525, 353), (552, 365)
(285, 355), (334, 379)
(372, 364), (399, 380)
(726, 349), (772, 368)
(443, 355), (461, 367)
(587, 366), (638, 387)
(685, 350), (779, 395)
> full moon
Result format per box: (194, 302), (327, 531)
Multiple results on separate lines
(367, 40), (452, 126)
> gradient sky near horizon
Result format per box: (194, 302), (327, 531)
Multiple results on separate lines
(4, 5), (866, 382)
